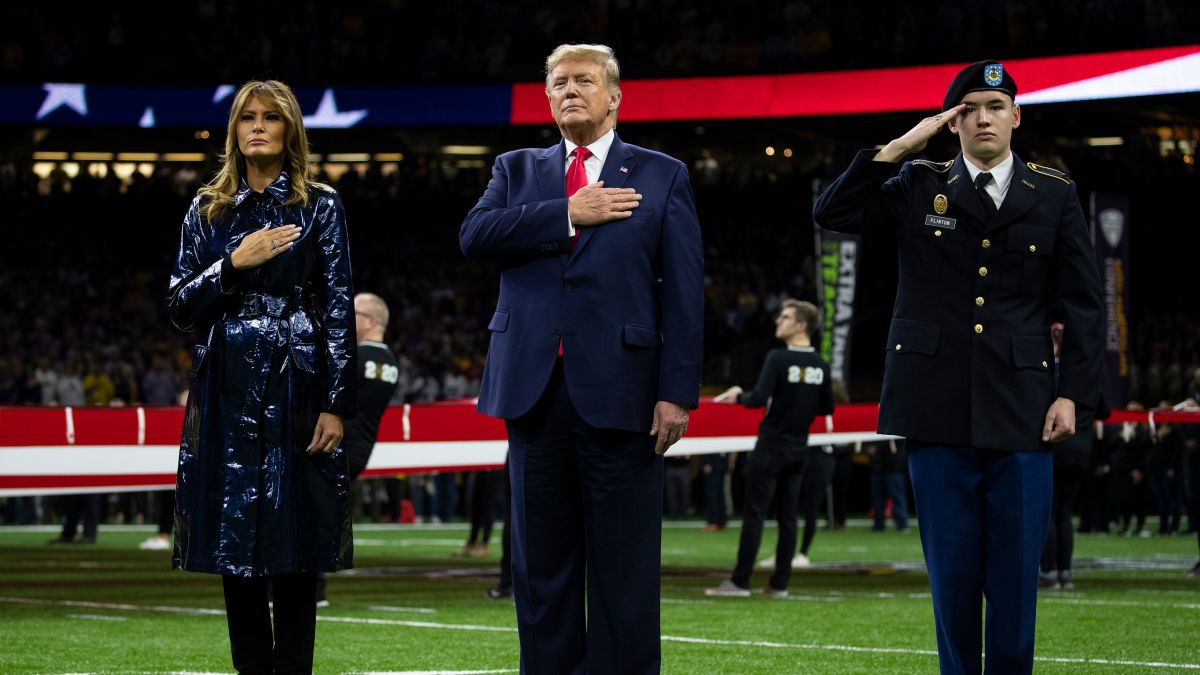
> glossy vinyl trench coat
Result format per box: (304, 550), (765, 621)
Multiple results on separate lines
(167, 171), (357, 577)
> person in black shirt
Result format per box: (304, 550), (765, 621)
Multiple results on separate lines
(345, 292), (400, 480)
(316, 292), (399, 607)
(706, 299), (834, 597)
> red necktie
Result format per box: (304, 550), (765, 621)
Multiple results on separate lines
(566, 146), (592, 249)
(567, 146), (592, 198)
(559, 146), (591, 357)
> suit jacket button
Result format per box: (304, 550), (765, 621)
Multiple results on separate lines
(981, 239), (991, 249)
(974, 323), (983, 334)
(564, 282), (573, 292)
(1042, 360), (1049, 368)
(975, 296), (985, 307)
(978, 266), (988, 277)
(1029, 244), (1037, 253)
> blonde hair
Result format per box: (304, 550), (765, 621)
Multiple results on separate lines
(198, 80), (321, 223)
(782, 299), (821, 339)
(544, 43), (622, 122)
(544, 44), (621, 93)
(355, 292), (390, 328)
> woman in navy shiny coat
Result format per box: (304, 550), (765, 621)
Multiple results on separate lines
(167, 79), (356, 674)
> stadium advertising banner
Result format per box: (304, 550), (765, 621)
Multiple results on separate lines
(1091, 193), (1132, 407)
(814, 179), (858, 384)
(3, 45), (1199, 127)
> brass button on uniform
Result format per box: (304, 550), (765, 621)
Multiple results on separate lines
(1029, 244), (1037, 253)
(978, 266), (988, 277)
(895, 344), (902, 351)
(934, 229), (943, 238)
(981, 239), (991, 249)
(1042, 360), (1049, 368)
(974, 323), (983, 334)
(975, 296), (985, 307)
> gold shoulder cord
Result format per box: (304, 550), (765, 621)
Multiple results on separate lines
(912, 158), (955, 174)
(1027, 162), (1070, 185)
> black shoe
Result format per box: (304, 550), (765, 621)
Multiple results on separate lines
(1187, 560), (1200, 578)
(487, 585), (513, 600)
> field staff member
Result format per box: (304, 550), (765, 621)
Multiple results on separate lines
(460, 43), (703, 674)
(705, 299), (833, 598)
(813, 61), (1103, 674)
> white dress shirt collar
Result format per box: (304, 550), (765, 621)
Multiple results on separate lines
(563, 128), (615, 170)
(962, 152), (1015, 207)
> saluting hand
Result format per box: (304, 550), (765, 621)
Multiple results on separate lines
(307, 411), (344, 455)
(230, 224), (301, 270)
(1042, 397), (1076, 443)
(651, 401), (689, 455)
(874, 103), (966, 163)
(568, 181), (642, 226)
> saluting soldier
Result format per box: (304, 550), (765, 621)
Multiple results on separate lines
(813, 61), (1103, 674)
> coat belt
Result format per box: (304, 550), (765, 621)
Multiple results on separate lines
(237, 289), (306, 319)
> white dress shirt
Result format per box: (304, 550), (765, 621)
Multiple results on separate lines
(962, 151), (1014, 210)
(563, 129), (615, 236)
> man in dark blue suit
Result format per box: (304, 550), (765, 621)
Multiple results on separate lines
(460, 43), (703, 674)
(814, 61), (1103, 674)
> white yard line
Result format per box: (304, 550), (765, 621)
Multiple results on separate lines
(368, 605), (438, 614)
(5, 596), (1198, 670)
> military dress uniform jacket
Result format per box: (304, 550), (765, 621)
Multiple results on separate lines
(813, 151), (1103, 452)
(167, 172), (357, 576)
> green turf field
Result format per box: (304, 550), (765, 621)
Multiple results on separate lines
(1, 520), (1196, 673)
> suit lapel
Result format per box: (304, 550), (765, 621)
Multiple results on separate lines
(570, 134), (636, 263)
(945, 154), (986, 227)
(989, 155), (1039, 232)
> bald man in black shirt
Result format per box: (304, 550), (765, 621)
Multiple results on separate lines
(346, 292), (400, 480)
(706, 299), (834, 597)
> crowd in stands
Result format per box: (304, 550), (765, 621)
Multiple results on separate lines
(4, 2), (1197, 85)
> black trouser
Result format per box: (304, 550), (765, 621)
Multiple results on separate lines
(800, 450), (835, 555)
(731, 445), (807, 590)
(1041, 459), (1087, 573)
(222, 573), (317, 675)
(59, 493), (100, 541)
(703, 454), (729, 526)
(156, 490), (175, 535)
(499, 460), (512, 589)
(1116, 469), (1149, 532)
(468, 469), (502, 546)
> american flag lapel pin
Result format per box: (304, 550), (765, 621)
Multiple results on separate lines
(619, 166), (629, 173)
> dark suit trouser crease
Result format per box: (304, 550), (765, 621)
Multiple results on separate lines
(506, 361), (663, 675)
(731, 447), (807, 590)
(908, 445), (1052, 675)
(222, 573), (317, 675)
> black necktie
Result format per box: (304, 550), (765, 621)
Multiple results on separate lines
(975, 172), (997, 222)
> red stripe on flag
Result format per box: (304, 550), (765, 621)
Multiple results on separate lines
(0, 473), (176, 489)
(510, 45), (1200, 124)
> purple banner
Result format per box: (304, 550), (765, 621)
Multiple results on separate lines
(1090, 192), (1131, 407)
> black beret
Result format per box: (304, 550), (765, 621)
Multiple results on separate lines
(942, 60), (1018, 111)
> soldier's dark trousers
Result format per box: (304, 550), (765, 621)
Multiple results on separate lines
(908, 444), (1052, 675)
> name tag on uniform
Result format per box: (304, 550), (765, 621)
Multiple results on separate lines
(925, 215), (956, 229)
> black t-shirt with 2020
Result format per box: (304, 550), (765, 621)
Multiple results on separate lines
(736, 346), (835, 449)
(344, 341), (400, 479)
